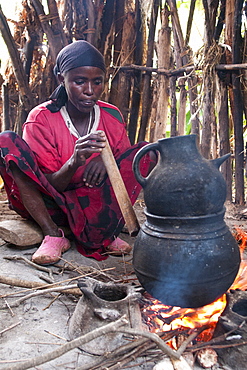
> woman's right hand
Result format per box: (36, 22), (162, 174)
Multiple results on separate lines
(72, 131), (106, 167)
(45, 131), (106, 192)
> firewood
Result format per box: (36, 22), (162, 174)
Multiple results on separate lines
(196, 348), (218, 368)
(171, 356), (193, 370)
(117, 327), (180, 360)
(3, 284), (79, 308)
(0, 274), (81, 297)
(2, 316), (128, 370)
(4, 255), (58, 280)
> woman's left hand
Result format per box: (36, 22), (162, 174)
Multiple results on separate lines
(83, 156), (106, 187)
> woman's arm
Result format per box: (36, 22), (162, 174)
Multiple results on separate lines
(44, 131), (106, 192)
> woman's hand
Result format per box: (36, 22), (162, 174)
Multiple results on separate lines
(73, 131), (106, 167)
(45, 131), (106, 192)
(83, 156), (106, 187)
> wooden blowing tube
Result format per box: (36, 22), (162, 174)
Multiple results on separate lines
(99, 131), (140, 237)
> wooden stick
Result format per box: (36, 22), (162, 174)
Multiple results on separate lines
(80, 330), (180, 370)
(0, 274), (81, 297)
(0, 321), (21, 335)
(2, 284), (79, 309)
(4, 255), (57, 280)
(2, 316), (128, 370)
(100, 131), (140, 236)
(117, 327), (180, 360)
(0, 267), (115, 298)
(115, 62), (247, 76)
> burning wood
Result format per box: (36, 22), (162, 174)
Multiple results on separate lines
(139, 226), (247, 369)
(196, 348), (218, 368)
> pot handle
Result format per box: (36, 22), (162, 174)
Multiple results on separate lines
(133, 142), (160, 187)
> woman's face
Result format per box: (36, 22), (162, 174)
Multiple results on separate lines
(60, 66), (105, 114)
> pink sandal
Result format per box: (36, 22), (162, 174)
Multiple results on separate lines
(32, 229), (71, 265)
(106, 237), (132, 256)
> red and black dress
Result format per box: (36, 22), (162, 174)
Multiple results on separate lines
(0, 100), (150, 260)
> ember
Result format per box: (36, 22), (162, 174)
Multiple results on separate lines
(140, 226), (247, 345)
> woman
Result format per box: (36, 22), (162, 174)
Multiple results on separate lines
(0, 40), (151, 265)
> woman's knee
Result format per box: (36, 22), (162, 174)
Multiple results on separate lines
(0, 130), (19, 145)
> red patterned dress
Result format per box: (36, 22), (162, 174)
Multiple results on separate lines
(0, 100), (150, 260)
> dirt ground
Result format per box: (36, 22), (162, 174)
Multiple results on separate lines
(0, 187), (247, 370)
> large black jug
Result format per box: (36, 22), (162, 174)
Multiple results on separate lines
(132, 135), (240, 308)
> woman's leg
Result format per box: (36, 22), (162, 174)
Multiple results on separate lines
(9, 161), (60, 237)
(8, 161), (70, 264)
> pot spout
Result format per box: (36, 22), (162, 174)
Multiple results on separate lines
(211, 153), (231, 169)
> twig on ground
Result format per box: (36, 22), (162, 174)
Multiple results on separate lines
(0, 321), (21, 335)
(38, 274), (55, 284)
(42, 294), (61, 310)
(0, 267), (115, 299)
(44, 330), (67, 341)
(116, 327), (180, 360)
(2, 284), (79, 308)
(25, 341), (63, 346)
(78, 330), (180, 370)
(0, 275), (81, 299)
(0, 316), (129, 370)
(4, 298), (15, 316)
(3, 255), (57, 280)
(60, 258), (118, 282)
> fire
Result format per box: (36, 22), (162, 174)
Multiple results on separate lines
(141, 226), (247, 343)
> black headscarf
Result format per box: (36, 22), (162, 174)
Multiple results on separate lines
(47, 40), (106, 112)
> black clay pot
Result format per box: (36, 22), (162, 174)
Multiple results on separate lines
(132, 134), (241, 308)
(133, 134), (230, 217)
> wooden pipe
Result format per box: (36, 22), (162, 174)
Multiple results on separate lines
(99, 131), (140, 237)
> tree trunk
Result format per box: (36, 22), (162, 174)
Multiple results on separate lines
(109, 0), (125, 107)
(0, 6), (34, 114)
(153, 6), (171, 141)
(128, 0), (143, 144)
(2, 84), (11, 131)
(137, 0), (159, 141)
(47, 0), (67, 46)
(185, 0), (196, 46)
(232, 0), (244, 204)
(118, 11), (135, 123)
(84, 0), (96, 45)
(217, 78), (232, 201)
(201, 0), (220, 158)
(168, 0), (200, 137)
(30, 0), (66, 62)
(170, 75), (177, 137)
(177, 76), (187, 136)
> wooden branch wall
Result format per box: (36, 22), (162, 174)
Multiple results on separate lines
(0, 0), (247, 204)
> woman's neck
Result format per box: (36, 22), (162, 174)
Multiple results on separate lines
(65, 102), (94, 137)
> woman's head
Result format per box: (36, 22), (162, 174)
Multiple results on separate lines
(59, 66), (104, 114)
(48, 41), (106, 113)
(54, 40), (106, 76)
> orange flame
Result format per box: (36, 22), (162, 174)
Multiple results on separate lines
(141, 226), (247, 342)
